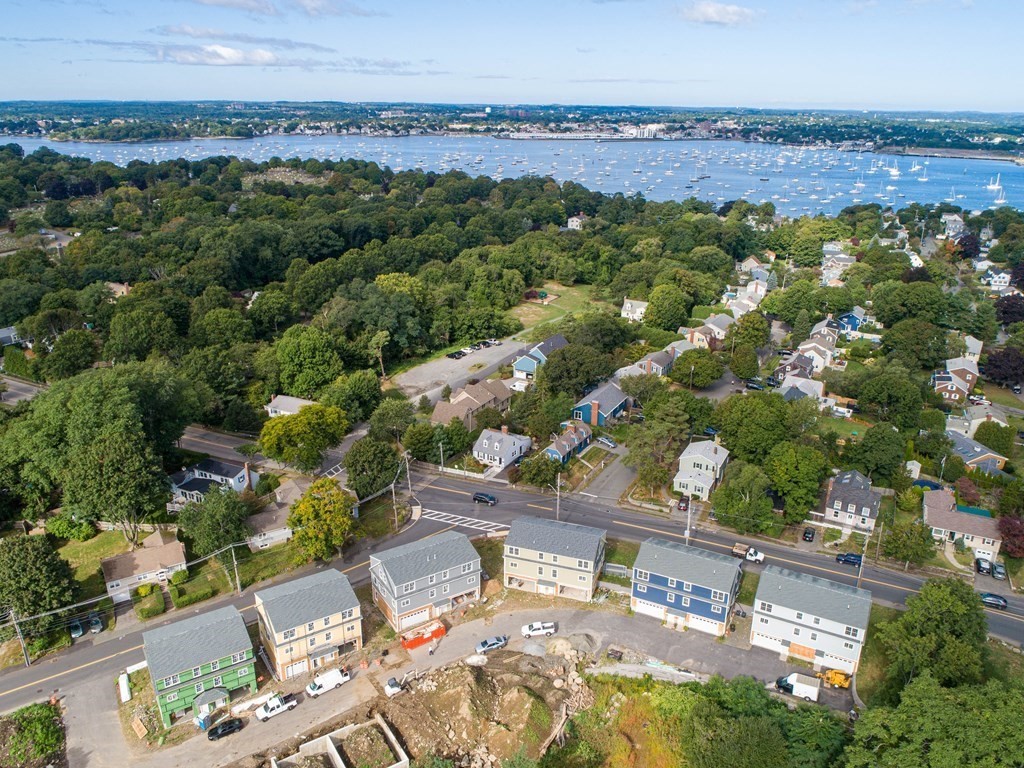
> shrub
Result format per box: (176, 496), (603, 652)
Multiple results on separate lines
(253, 473), (281, 496)
(136, 583), (153, 598)
(170, 569), (188, 585)
(134, 591), (165, 620)
(3, 345), (42, 381)
(44, 513), (96, 542)
(8, 702), (64, 764)
(169, 584), (214, 609)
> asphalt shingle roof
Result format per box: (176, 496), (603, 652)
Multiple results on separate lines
(504, 517), (605, 563)
(371, 530), (478, 589)
(194, 457), (246, 478)
(633, 538), (740, 593)
(255, 570), (359, 635)
(143, 606), (251, 683)
(756, 565), (871, 630)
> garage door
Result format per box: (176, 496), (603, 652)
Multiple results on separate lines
(974, 549), (994, 561)
(284, 659), (308, 679)
(400, 607), (431, 630)
(110, 590), (132, 605)
(632, 598), (664, 620)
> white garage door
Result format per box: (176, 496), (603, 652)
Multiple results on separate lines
(632, 598), (664, 620)
(284, 659), (308, 679)
(399, 607), (431, 630)
(975, 548), (994, 561)
(110, 590), (132, 605)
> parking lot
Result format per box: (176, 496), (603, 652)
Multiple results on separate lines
(391, 337), (527, 404)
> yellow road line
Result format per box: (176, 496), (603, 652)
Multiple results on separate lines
(527, 503), (553, 512)
(431, 486), (472, 497)
(0, 644), (144, 699)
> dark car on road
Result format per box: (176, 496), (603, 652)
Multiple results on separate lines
(979, 592), (1008, 610)
(473, 492), (497, 506)
(745, 381), (765, 391)
(802, 527), (815, 542)
(835, 553), (862, 567)
(208, 718), (244, 741)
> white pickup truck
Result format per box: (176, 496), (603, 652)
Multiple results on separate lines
(731, 543), (765, 563)
(254, 693), (297, 721)
(305, 668), (350, 698)
(521, 621), (557, 638)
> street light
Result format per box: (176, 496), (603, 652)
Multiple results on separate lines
(546, 471), (562, 521)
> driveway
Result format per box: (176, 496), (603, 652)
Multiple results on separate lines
(577, 451), (635, 507)
(391, 338), (528, 405)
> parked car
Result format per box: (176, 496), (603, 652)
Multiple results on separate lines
(979, 592), (1008, 610)
(475, 635), (509, 654)
(306, 668), (351, 697)
(521, 621), (557, 638)
(69, 618), (84, 640)
(1013, 384), (1022, 395)
(469, 343), (481, 350)
(472, 492), (497, 506)
(446, 351), (464, 360)
(486, 339), (501, 346)
(254, 693), (297, 722)
(967, 395), (991, 405)
(460, 347), (474, 356)
(384, 678), (405, 697)
(596, 436), (617, 449)
(88, 612), (102, 634)
(745, 381), (765, 391)
(703, 426), (719, 436)
(677, 498), (690, 512)
(765, 376), (780, 387)
(975, 558), (992, 575)
(775, 673), (820, 702)
(835, 553), (862, 567)
(992, 562), (1007, 580)
(207, 718), (243, 741)
(802, 527), (815, 542)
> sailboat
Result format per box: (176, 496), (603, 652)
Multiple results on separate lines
(910, 160), (922, 173)
(995, 186), (1008, 205)
(945, 186), (957, 203)
(917, 162), (929, 182)
(987, 173), (1002, 191)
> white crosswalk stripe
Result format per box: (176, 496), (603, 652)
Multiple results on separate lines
(420, 509), (509, 533)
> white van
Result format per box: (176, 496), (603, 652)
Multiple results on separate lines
(831, 406), (853, 418)
(305, 668), (351, 697)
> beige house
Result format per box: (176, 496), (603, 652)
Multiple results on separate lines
(503, 517), (606, 602)
(101, 530), (187, 604)
(430, 379), (511, 430)
(923, 489), (1002, 561)
(255, 570), (362, 680)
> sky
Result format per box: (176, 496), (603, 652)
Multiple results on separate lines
(1, 0), (1019, 112)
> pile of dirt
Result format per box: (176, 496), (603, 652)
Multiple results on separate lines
(338, 723), (396, 767)
(381, 652), (570, 763)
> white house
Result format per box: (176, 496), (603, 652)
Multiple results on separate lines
(795, 339), (834, 373)
(962, 335), (983, 363)
(946, 403), (1008, 439)
(472, 426), (531, 469)
(567, 213), (588, 230)
(750, 566), (871, 674)
(265, 394), (317, 418)
(779, 373), (827, 407)
(941, 213), (965, 238)
(620, 298), (649, 324)
(100, 530), (187, 604)
(169, 458), (258, 509)
(673, 440), (729, 501)
(981, 269), (1011, 289)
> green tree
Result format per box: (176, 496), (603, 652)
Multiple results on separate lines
(710, 461), (775, 534)
(343, 437), (399, 499)
(859, 371), (923, 430)
(712, 392), (790, 464)
(882, 318), (949, 370)
(275, 325), (343, 398)
(259, 404), (349, 472)
(524, 393), (575, 442)
(247, 289), (294, 337)
(403, 422), (442, 463)
(974, 421), (1014, 457)
(320, 369), (382, 422)
(846, 423), (906, 483)
(875, 577), (987, 699)
(883, 520), (936, 568)
(42, 329), (98, 380)
(443, 417), (473, 455)
(618, 373), (668, 407)
(729, 344), (759, 380)
(727, 312), (771, 349)
(103, 309), (178, 362)
(287, 477), (356, 561)
(369, 398), (415, 442)
(0, 536), (76, 635)
(43, 200), (73, 227)
(178, 487), (252, 563)
(537, 344), (615, 399)
(790, 309), (812, 345)
(367, 329), (390, 378)
(764, 441), (827, 523)
(517, 453), (560, 488)
(644, 284), (691, 331)
(669, 348), (724, 389)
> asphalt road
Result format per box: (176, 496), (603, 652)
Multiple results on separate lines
(391, 337), (528, 405)
(0, 375), (45, 404)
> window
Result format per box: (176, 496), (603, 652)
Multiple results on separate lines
(163, 674), (180, 688)
(507, 546), (519, 556)
(307, 622), (315, 632)
(309, 637), (316, 647)
(681, 597), (690, 607)
(578, 575), (586, 582)
(323, 617), (331, 627)
(844, 642), (855, 650)
(551, 569), (558, 578)
(759, 617), (769, 625)
(325, 632), (332, 642)
(845, 626), (859, 638)
(213, 676), (223, 687)
(342, 608), (354, 620)
(195, 682), (204, 694)
(210, 660), (219, 672)
(442, 570), (449, 579)
(442, 584), (450, 594)
(668, 578), (676, 588)
(577, 559), (587, 569)
(192, 667), (201, 678)
(795, 612), (803, 621)
(237, 667), (249, 677)
(634, 569), (649, 581)
(400, 599), (410, 608)
(712, 605), (721, 614)
(538, 553), (544, 561)
(793, 628), (801, 637)
(813, 617), (820, 626)
(231, 651), (247, 664)
(759, 602), (772, 613)
(538, 566), (545, 576)
(683, 582), (692, 592)
(552, 555), (558, 563)
(429, 589), (436, 598)
(429, 574), (436, 584)
(710, 590), (726, 602)
(468, 576), (476, 584)
(403, 582), (415, 594)
(833, 500), (841, 510)
(810, 633), (817, 641)
(510, 561), (518, 569)
(667, 593), (675, 603)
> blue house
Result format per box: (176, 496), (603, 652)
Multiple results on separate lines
(631, 538), (741, 636)
(512, 334), (568, 381)
(572, 381), (630, 427)
(544, 421), (592, 464)
(837, 306), (871, 333)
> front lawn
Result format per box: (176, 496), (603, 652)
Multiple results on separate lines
(737, 570), (760, 606)
(979, 383), (1022, 410)
(816, 416), (871, 441)
(852, 604), (902, 706)
(57, 531), (131, 599)
(605, 538), (639, 568)
(353, 495), (407, 540)
(237, 540), (304, 589)
(473, 538), (505, 583)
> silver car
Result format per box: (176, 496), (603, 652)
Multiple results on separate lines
(475, 635), (508, 654)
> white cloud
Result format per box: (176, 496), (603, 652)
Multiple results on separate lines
(162, 44), (279, 66)
(680, 1), (757, 25)
(289, 0), (384, 16)
(186, 0), (280, 13)
(154, 24), (336, 52)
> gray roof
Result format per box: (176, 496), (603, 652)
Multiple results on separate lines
(504, 517), (606, 563)
(472, 429), (531, 464)
(633, 538), (740, 593)
(946, 429), (1007, 467)
(575, 380), (628, 412)
(826, 470), (881, 519)
(534, 333), (568, 358)
(255, 570), (359, 635)
(194, 457), (246, 478)
(371, 530), (478, 588)
(757, 565), (871, 630)
(143, 606), (251, 682)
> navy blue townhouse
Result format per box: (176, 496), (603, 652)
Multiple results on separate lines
(631, 538), (742, 636)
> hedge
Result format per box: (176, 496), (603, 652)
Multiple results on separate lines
(2, 345), (41, 381)
(133, 590), (165, 620)
(169, 584), (214, 609)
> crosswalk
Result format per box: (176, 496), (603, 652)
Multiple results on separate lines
(420, 509), (509, 533)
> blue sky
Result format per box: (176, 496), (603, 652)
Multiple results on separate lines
(1, 0), (1017, 111)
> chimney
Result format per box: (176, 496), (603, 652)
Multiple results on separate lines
(501, 425), (508, 434)
(591, 401), (600, 427)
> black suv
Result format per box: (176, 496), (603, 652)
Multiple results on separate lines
(835, 553), (862, 567)
(802, 527), (815, 542)
(473, 492), (497, 506)
(208, 718), (243, 741)
(975, 558), (992, 575)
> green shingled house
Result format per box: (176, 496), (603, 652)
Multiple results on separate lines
(143, 606), (257, 728)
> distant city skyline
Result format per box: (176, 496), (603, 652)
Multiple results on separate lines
(2, 0), (1018, 112)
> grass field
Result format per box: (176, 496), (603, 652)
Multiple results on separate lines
(737, 570), (760, 606)
(605, 538), (639, 568)
(57, 532), (131, 599)
(979, 383), (1023, 410)
(817, 416), (871, 440)
(473, 538), (505, 583)
(510, 282), (611, 335)
(237, 540), (304, 588)
(852, 604), (902, 705)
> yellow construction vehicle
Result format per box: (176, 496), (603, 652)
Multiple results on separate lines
(816, 669), (852, 689)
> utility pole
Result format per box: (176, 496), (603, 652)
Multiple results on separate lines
(405, 452), (413, 496)
(874, 521), (884, 562)
(391, 481), (399, 531)
(685, 504), (692, 546)
(10, 610), (29, 667)
(556, 472), (561, 522)
(438, 442), (445, 471)
(230, 546), (242, 595)
(855, 526), (871, 590)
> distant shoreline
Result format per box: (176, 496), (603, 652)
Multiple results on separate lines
(876, 145), (1024, 165)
